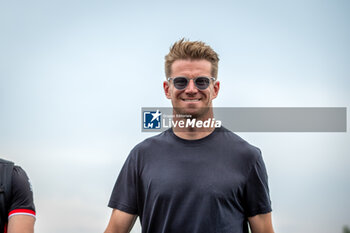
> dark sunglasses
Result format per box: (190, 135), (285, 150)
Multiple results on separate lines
(167, 76), (216, 90)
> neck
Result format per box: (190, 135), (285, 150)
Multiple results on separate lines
(172, 109), (216, 140)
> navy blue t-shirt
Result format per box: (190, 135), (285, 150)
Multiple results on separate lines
(108, 127), (272, 233)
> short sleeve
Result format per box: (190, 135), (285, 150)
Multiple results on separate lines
(243, 152), (272, 217)
(108, 152), (139, 215)
(8, 166), (36, 218)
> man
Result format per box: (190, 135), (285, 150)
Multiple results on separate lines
(105, 39), (274, 233)
(0, 158), (36, 233)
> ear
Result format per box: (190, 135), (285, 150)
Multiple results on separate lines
(211, 81), (220, 99)
(163, 81), (172, 99)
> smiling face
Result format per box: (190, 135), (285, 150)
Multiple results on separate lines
(163, 59), (220, 119)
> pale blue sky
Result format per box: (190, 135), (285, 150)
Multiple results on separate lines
(0, 1), (349, 233)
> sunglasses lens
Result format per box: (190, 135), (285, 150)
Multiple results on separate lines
(172, 77), (211, 90)
(195, 77), (210, 89)
(173, 77), (188, 90)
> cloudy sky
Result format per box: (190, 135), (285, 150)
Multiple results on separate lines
(0, 0), (349, 233)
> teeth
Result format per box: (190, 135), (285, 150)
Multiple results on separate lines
(183, 99), (200, 102)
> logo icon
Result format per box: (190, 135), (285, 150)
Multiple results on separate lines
(143, 110), (162, 129)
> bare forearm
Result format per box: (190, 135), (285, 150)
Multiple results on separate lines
(248, 212), (274, 233)
(104, 223), (134, 233)
(104, 209), (137, 233)
(251, 228), (274, 233)
(7, 215), (35, 233)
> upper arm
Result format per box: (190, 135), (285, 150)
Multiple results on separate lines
(104, 209), (137, 233)
(248, 212), (274, 233)
(243, 151), (272, 217)
(6, 166), (36, 232)
(9, 166), (36, 214)
(7, 215), (35, 233)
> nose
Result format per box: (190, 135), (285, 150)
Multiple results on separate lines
(184, 79), (198, 94)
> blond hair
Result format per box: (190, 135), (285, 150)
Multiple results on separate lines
(164, 38), (219, 79)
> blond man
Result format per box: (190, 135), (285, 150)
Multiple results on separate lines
(105, 39), (274, 233)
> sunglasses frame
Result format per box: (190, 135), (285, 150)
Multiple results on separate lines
(167, 76), (216, 90)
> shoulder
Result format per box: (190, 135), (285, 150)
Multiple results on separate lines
(11, 165), (34, 200)
(0, 158), (14, 175)
(129, 130), (170, 156)
(0, 160), (31, 183)
(218, 126), (262, 163)
(0, 158), (14, 181)
(12, 166), (32, 188)
(0, 158), (14, 165)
